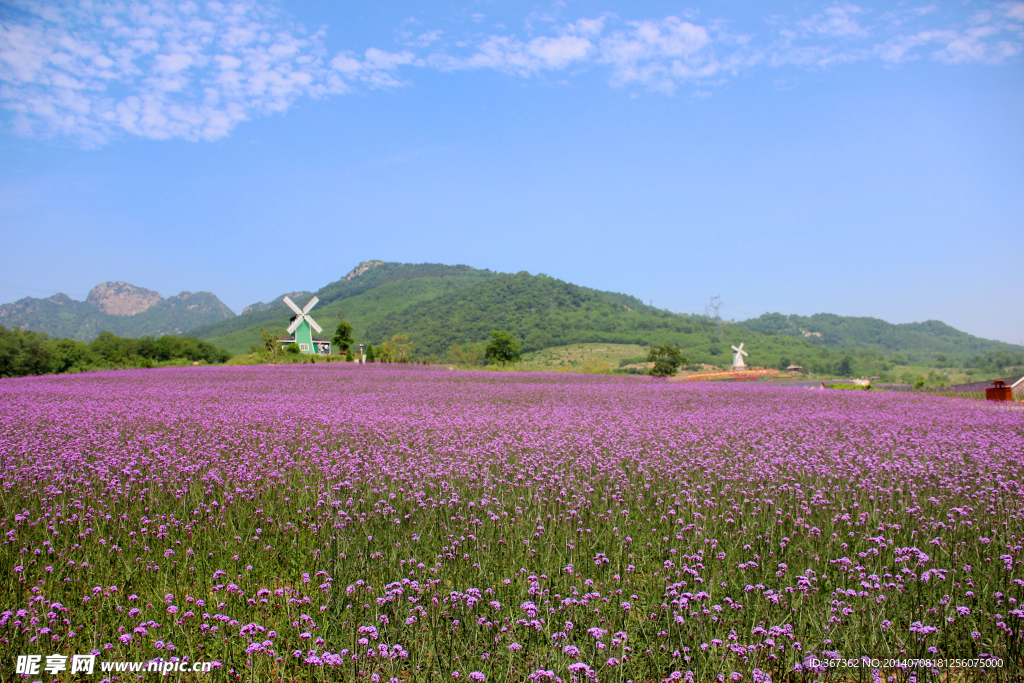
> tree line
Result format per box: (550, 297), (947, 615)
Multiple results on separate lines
(0, 326), (232, 378)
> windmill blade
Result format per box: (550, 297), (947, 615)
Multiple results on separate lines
(738, 342), (744, 350)
(731, 345), (741, 353)
(741, 348), (749, 356)
(287, 317), (302, 335)
(306, 315), (323, 334)
(282, 296), (303, 315)
(302, 296), (319, 315)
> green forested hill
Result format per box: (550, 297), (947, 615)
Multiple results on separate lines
(364, 272), (714, 355)
(194, 262), (496, 355)
(359, 272), (855, 370)
(193, 262), (1023, 377)
(736, 312), (1019, 364)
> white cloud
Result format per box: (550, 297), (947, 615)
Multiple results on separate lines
(877, 25), (1021, 64)
(329, 48), (416, 88)
(0, 0), (327, 145)
(1004, 2), (1024, 21)
(597, 17), (721, 92)
(1, 1), (1020, 147)
(932, 26), (1021, 63)
(798, 4), (870, 38)
(429, 33), (593, 75)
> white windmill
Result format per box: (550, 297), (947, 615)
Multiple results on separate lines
(731, 342), (749, 371)
(282, 295), (327, 354)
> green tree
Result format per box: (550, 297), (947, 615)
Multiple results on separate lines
(365, 344), (376, 362)
(837, 355), (854, 377)
(90, 331), (132, 363)
(647, 345), (688, 378)
(332, 320), (355, 353)
(53, 339), (94, 373)
(345, 348), (353, 362)
(447, 343), (485, 367)
(259, 327), (281, 360)
(485, 330), (521, 366)
(379, 333), (413, 363)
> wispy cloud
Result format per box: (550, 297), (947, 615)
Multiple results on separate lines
(0, 0), (409, 145)
(798, 4), (870, 38)
(1, 1), (1020, 147)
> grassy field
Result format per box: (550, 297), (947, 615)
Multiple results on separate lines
(518, 343), (649, 373)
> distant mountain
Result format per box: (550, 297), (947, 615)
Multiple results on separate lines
(0, 282), (235, 341)
(735, 312), (1018, 364)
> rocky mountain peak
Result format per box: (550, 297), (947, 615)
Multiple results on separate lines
(86, 281), (164, 316)
(344, 260), (384, 281)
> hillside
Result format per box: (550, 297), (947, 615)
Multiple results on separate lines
(365, 272), (711, 355)
(361, 272), (853, 369)
(0, 285), (234, 341)
(736, 312), (1020, 364)
(192, 261), (496, 355)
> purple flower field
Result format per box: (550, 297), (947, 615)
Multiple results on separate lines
(1, 365), (1022, 682)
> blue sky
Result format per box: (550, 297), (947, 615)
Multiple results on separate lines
(1, 1), (1022, 344)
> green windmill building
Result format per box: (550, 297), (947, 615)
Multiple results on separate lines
(279, 295), (331, 355)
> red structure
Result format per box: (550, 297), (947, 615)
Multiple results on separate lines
(986, 380), (1013, 402)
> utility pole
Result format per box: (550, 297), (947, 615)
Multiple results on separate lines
(705, 295), (724, 342)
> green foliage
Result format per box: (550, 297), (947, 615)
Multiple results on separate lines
(365, 272), (701, 357)
(827, 382), (871, 391)
(647, 344), (688, 377)
(365, 344), (376, 362)
(284, 342), (301, 355)
(345, 348), (353, 362)
(484, 330), (521, 366)
(378, 334), (413, 363)
(0, 326), (231, 378)
(332, 320), (354, 352)
(447, 343), (486, 367)
(964, 349), (1024, 374)
(88, 331), (231, 365)
(315, 261), (493, 308)
(256, 327), (283, 360)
